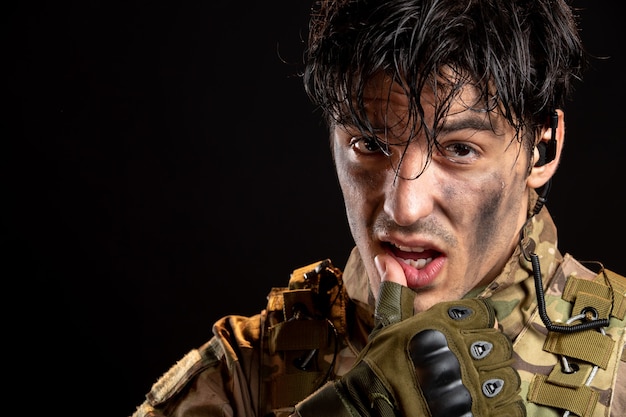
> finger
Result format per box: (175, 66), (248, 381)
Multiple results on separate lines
(374, 253), (407, 286)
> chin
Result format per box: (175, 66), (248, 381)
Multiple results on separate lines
(411, 287), (463, 313)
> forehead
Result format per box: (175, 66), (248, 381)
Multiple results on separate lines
(357, 72), (506, 131)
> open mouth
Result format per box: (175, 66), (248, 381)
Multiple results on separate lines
(386, 243), (441, 270)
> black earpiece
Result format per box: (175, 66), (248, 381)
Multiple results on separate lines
(535, 110), (558, 167)
(532, 109), (558, 215)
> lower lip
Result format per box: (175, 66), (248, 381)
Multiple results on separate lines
(396, 255), (446, 289)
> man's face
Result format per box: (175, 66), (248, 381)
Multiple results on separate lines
(332, 74), (533, 313)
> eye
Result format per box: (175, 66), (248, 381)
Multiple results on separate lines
(440, 142), (479, 163)
(349, 136), (390, 156)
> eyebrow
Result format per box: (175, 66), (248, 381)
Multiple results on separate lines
(438, 115), (497, 134)
(341, 112), (501, 139)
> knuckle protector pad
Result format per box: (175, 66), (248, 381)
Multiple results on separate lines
(406, 299), (524, 416)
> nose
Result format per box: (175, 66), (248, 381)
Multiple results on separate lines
(383, 153), (435, 227)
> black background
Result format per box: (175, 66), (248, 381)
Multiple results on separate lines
(4, 1), (624, 415)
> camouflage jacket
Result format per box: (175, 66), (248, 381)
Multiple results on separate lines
(131, 207), (626, 417)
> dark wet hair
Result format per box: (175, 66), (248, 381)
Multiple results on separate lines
(303, 0), (586, 162)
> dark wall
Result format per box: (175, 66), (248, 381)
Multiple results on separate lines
(4, 1), (624, 415)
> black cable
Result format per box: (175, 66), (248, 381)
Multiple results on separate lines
(532, 179), (551, 215)
(530, 252), (609, 333)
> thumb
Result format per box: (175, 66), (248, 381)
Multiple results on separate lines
(374, 253), (407, 286)
(372, 254), (416, 332)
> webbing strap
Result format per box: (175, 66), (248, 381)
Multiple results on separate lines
(272, 371), (325, 408)
(528, 374), (599, 417)
(599, 270), (626, 319)
(563, 272), (626, 320)
(543, 329), (614, 369)
(545, 362), (593, 388)
(283, 289), (317, 321)
(571, 292), (612, 322)
(268, 319), (329, 353)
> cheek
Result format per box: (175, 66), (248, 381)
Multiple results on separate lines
(335, 162), (392, 247)
(442, 173), (521, 255)
(334, 149), (387, 207)
(338, 170), (382, 236)
(473, 188), (505, 253)
(334, 152), (371, 231)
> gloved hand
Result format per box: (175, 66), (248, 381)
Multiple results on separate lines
(293, 280), (525, 416)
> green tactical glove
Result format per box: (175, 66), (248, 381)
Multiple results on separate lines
(293, 281), (525, 416)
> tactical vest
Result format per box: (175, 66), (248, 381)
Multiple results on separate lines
(261, 257), (626, 417)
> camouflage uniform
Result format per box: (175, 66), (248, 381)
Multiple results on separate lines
(132, 201), (626, 417)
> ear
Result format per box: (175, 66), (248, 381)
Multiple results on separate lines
(527, 109), (565, 189)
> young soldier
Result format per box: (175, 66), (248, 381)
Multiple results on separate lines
(132, 0), (626, 415)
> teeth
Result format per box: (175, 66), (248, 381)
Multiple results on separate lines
(395, 244), (425, 252)
(401, 257), (433, 269)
